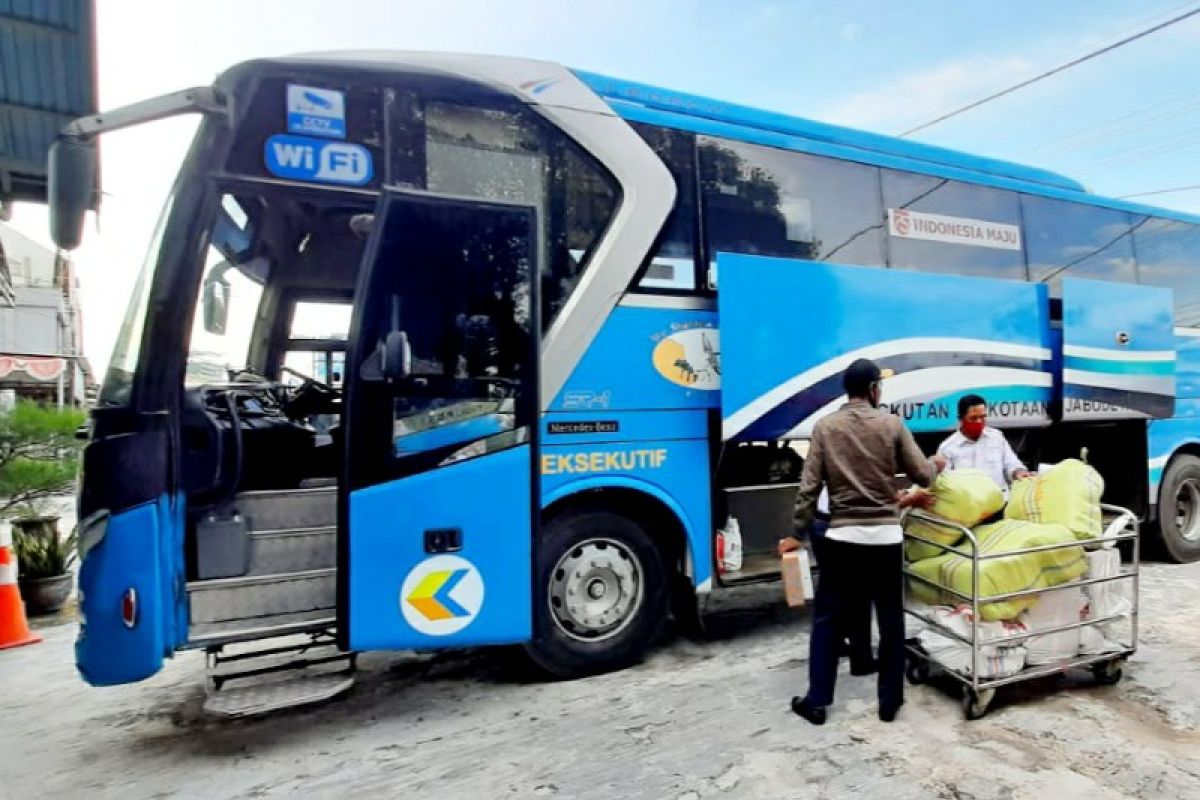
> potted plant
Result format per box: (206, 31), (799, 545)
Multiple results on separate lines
(12, 519), (77, 615)
(0, 402), (86, 615)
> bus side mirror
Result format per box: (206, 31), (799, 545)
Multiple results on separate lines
(382, 330), (412, 381)
(202, 279), (230, 334)
(48, 137), (98, 251)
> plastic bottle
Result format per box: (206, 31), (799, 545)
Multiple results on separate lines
(721, 515), (743, 573)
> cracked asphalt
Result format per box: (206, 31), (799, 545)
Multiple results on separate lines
(3, 561), (1199, 799)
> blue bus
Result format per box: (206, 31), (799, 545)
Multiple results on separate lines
(49, 51), (1200, 708)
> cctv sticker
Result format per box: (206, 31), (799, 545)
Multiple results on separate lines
(287, 85), (346, 139)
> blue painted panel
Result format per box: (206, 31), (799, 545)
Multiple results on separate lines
(540, 438), (713, 588)
(1061, 278), (1175, 420)
(1147, 414), (1200, 501)
(1176, 332), (1200, 404)
(718, 254), (1053, 440)
(349, 445), (532, 650)
(552, 306), (720, 412)
(76, 496), (185, 686)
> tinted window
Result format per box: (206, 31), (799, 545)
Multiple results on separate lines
(882, 171), (1026, 280)
(630, 123), (697, 291)
(699, 137), (885, 271)
(424, 102), (618, 332)
(1134, 218), (1200, 326)
(1022, 196), (1136, 292)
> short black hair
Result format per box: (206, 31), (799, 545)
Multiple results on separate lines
(958, 394), (987, 419)
(843, 358), (882, 399)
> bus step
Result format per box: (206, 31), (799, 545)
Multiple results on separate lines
(246, 525), (336, 575)
(204, 634), (356, 718)
(186, 609), (336, 648)
(221, 486), (337, 532)
(187, 568), (336, 624)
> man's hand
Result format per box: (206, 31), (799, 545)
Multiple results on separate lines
(896, 487), (937, 510)
(1013, 468), (1033, 481)
(778, 536), (803, 557)
(931, 454), (948, 472)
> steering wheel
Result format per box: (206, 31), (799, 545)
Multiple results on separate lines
(281, 365), (336, 393)
(279, 366), (341, 420)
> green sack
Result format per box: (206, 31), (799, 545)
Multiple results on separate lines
(903, 468), (1005, 561)
(1005, 458), (1104, 540)
(906, 519), (1088, 621)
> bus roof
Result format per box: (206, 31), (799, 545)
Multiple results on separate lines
(573, 69), (1200, 227)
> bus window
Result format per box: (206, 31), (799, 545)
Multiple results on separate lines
(881, 170), (1026, 280)
(629, 123), (698, 292)
(290, 301), (352, 341)
(699, 137), (885, 271)
(185, 242), (265, 386)
(423, 101), (617, 333)
(1134, 218), (1200, 327)
(1023, 195), (1136, 292)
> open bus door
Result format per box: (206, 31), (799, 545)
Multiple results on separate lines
(341, 191), (539, 652)
(1059, 277), (1176, 422)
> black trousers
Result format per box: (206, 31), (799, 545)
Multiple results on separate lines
(806, 538), (904, 709)
(808, 520), (873, 666)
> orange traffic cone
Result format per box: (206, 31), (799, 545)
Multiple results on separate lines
(0, 523), (42, 650)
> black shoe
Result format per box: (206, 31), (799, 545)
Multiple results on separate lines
(850, 658), (879, 677)
(791, 696), (827, 726)
(879, 701), (904, 723)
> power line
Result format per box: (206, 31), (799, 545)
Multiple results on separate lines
(1032, 91), (1200, 154)
(898, 5), (1200, 137)
(1118, 184), (1200, 199)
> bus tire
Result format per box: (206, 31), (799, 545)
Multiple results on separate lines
(1157, 454), (1200, 563)
(524, 510), (668, 678)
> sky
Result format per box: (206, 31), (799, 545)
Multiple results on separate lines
(8, 0), (1200, 375)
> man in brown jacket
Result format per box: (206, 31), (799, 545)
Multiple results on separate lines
(780, 358), (944, 724)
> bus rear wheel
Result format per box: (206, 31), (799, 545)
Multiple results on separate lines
(1158, 455), (1200, 563)
(525, 510), (667, 678)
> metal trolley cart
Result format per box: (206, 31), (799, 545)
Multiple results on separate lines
(902, 504), (1139, 720)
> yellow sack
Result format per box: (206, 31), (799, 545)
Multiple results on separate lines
(903, 468), (1005, 561)
(906, 519), (1088, 621)
(1005, 459), (1104, 540)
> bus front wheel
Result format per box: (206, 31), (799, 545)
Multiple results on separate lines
(525, 510), (668, 678)
(1158, 454), (1200, 563)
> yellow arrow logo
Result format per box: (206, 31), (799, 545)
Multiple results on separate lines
(406, 568), (470, 621)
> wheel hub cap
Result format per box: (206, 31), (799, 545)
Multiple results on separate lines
(1175, 478), (1200, 543)
(549, 538), (643, 642)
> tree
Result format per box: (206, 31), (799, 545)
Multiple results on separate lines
(0, 401), (86, 518)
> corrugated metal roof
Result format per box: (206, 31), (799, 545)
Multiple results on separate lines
(0, 0), (96, 205)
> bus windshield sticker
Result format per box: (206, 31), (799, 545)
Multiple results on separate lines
(264, 135), (373, 186)
(286, 85), (346, 139)
(888, 208), (1021, 251)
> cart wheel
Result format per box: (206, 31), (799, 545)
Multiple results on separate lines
(906, 657), (931, 685)
(962, 688), (995, 721)
(1092, 659), (1124, 686)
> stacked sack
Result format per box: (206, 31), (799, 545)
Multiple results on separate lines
(903, 468), (1004, 561)
(1006, 458), (1104, 540)
(905, 459), (1125, 676)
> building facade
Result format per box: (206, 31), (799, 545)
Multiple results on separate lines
(0, 222), (92, 407)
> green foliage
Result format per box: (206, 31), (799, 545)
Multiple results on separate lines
(12, 523), (77, 579)
(0, 401), (86, 519)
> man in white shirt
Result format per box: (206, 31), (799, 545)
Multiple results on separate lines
(937, 394), (1031, 491)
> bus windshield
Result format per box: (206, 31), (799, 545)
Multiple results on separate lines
(99, 192), (175, 406)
